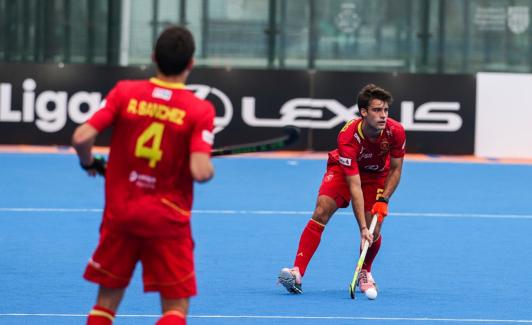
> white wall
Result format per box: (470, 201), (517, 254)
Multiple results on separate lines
(475, 73), (532, 158)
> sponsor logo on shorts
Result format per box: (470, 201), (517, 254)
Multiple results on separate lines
(339, 156), (352, 166)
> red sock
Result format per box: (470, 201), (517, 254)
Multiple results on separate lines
(362, 235), (382, 272)
(87, 305), (115, 325)
(156, 311), (186, 325)
(294, 219), (325, 276)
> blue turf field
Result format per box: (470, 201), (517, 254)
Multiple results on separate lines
(1, 153), (532, 324)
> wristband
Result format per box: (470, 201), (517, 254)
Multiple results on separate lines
(377, 196), (389, 204)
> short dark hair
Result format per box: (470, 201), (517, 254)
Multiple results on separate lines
(356, 84), (393, 111)
(154, 25), (195, 76)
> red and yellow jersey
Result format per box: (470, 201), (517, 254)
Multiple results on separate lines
(328, 118), (406, 181)
(87, 78), (215, 237)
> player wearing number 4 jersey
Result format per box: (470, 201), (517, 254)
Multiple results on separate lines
(278, 84), (406, 298)
(72, 26), (214, 325)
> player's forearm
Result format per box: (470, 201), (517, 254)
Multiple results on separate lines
(72, 123), (98, 165)
(351, 189), (366, 230)
(190, 152), (214, 183)
(382, 166), (402, 199)
(73, 140), (95, 166)
(381, 157), (404, 200)
(346, 175), (366, 230)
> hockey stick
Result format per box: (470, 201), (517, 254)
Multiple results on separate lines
(211, 126), (301, 157)
(349, 213), (378, 299)
(85, 126), (301, 176)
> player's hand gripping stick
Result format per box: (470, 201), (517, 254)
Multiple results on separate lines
(80, 155), (107, 176)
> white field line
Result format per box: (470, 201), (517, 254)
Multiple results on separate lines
(0, 208), (532, 220)
(0, 313), (532, 323)
(0, 208), (103, 212)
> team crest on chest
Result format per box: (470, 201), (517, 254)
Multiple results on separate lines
(379, 140), (390, 155)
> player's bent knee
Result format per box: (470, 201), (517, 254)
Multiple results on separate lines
(161, 297), (189, 315)
(312, 206), (333, 225)
(311, 196), (337, 225)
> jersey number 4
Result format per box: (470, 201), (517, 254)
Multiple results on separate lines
(135, 122), (164, 168)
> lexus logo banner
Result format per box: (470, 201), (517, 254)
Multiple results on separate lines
(0, 63), (476, 154)
(313, 71), (476, 153)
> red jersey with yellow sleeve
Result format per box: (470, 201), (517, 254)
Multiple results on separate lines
(87, 78), (215, 237)
(328, 118), (406, 181)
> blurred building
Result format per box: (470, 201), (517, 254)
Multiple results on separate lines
(1, 0), (531, 74)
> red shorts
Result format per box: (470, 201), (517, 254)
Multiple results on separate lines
(83, 223), (196, 299)
(318, 164), (385, 211)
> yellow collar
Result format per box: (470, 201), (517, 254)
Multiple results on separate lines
(149, 78), (185, 89)
(357, 120), (366, 140)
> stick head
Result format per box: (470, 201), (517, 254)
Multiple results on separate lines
(349, 283), (356, 299)
(282, 125), (301, 145)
